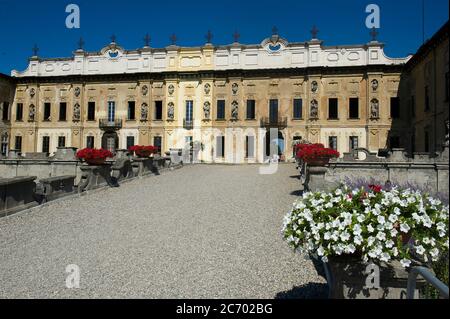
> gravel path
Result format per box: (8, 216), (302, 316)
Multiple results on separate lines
(0, 164), (327, 299)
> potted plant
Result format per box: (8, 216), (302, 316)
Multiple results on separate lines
(296, 143), (340, 166)
(76, 148), (113, 165)
(129, 145), (157, 158)
(282, 184), (449, 298)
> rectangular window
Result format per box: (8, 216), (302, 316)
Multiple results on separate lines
(59, 102), (67, 121)
(126, 136), (135, 150)
(44, 103), (51, 121)
(411, 96), (416, 118)
(107, 101), (115, 122)
(154, 101), (163, 120)
(87, 102), (96, 121)
(16, 103), (23, 121)
(328, 98), (338, 119)
(154, 136), (162, 153)
(390, 97), (400, 119)
(293, 99), (303, 119)
(217, 100), (225, 120)
(216, 136), (225, 157)
(349, 98), (359, 119)
(329, 136), (338, 151)
(86, 136), (95, 149)
(349, 136), (359, 151)
(425, 86), (430, 111)
(186, 100), (193, 121)
(2, 102), (9, 120)
(42, 136), (50, 153)
(127, 101), (136, 120)
(269, 99), (278, 122)
(15, 136), (22, 152)
(58, 136), (66, 148)
(245, 136), (255, 158)
(246, 100), (256, 120)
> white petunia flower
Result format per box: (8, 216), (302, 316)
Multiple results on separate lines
(388, 214), (398, 223)
(400, 259), (411, 268)
(377, 216), (386, 224)
(385, 240), (395, 249)
(376, 232), (386, 241)
(415, 245), (425, 255)
(367, 224), (375, 233)
(400, 223), (410, 233)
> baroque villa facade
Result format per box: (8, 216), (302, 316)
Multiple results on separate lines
(1, 31), (411, 163)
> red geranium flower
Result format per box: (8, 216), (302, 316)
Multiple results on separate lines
(369, 184), (383, 193)
(76, 148), (113, 161)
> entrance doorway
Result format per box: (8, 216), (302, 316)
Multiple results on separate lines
(265, 130), (285, 159)
(102, 132), (119, 153)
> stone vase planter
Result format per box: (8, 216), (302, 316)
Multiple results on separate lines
(85, 158), (107, 165)
(322, 256), (427, 299)
(306, 156), (332, 167)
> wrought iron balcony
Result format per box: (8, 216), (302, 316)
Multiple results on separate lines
(99, 118), (123, 130)
(260, 117), (288, 129)
(183, 119), (194, 130)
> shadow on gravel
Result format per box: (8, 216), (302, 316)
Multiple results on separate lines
(274, 283), (329, 299)
(290, 190), (304, 196)
(289, 175), (300, 179)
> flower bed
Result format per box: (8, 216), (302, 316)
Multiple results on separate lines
(76, 148), (113, 165)
(282, 184), (449, 268)
(295, 143), (340, 165)
(129, 145), (158, 158)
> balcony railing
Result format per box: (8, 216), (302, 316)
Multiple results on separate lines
(260, 117), (288, 129)
(99, 118), (123, 130)
(183, 119), (194, 130)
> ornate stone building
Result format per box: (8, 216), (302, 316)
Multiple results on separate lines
(399, 21), (449, 154)
(0, 74), (15, 157)
(4, 30), (411, 163)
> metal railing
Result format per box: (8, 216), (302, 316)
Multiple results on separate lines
(260, 116), (288, 129)
(99, 118), (123, 130)
(183, 119), (194, 130)
(407, 266), (449, 299)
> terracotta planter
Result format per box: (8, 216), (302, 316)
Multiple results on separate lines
(85, 158), (107, 165)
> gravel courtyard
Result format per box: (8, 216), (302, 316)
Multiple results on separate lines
(0, 164), (327, 299)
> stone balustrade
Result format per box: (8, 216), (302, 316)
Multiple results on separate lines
(301, 146), (449, 199)
(35, 175), (76, 203)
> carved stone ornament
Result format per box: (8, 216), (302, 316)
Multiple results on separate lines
(310, 100), (319, 118)
(74, 87), (81, 97)
(168, 84), (175, 96)
(371, 79), (379, 92)
(231, 101), (239, 120)
(370, 99), (379, 119)
(73, 103), (81, 121)
(29, 104), (36, 121)
(311, 81), (319, 93)
(141, 85), (149, 96)
(141, 103), (148, 121)
(204, 83), (211, 95)
(29, 88), (36, 98)
(203, 101), (211, 120)
(167, 102), (175, 120)
(232, 83), (239, 95)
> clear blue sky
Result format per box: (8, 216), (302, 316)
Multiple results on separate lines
(0, 0), (448, 75)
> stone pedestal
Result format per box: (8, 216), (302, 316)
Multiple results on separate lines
(78, 164), (115, 193)
(112, 158), (134, 182)
(0, 176), (38, 217)
(52, 147), (78, 161)
(132, 157), (157, 177)
(115, 149), (131, 159)
(306, 166), (329, 192)
(323, 257), (427, 299)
